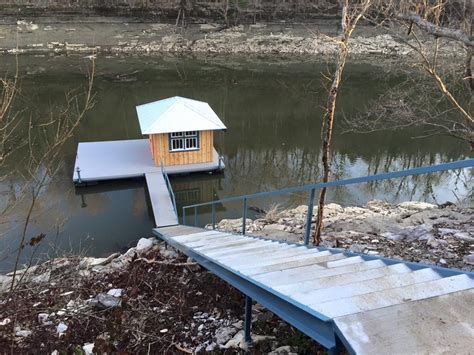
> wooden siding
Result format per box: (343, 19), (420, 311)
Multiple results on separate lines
(150, 131), (214, 166)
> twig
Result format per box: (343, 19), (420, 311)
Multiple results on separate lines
(134, 258), (197, 267)
(175, 343), (193, 354)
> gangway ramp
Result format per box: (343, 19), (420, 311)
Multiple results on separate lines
(145, 172), (178, 228)
(154, 225), (474, 354)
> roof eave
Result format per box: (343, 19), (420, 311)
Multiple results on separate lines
(143, 126), (226, 135)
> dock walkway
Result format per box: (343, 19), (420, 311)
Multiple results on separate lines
(145, 172), (178, 227)
(154, 225), (474, 355)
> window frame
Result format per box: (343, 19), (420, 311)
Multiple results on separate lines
(168, 131), (200, 152)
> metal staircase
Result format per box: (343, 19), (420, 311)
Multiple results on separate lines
(154, 159), (474, 354)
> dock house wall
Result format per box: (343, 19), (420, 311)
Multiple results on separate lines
(150, 130), (214, 166)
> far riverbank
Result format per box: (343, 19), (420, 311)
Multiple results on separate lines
(0, 18), (464, 59)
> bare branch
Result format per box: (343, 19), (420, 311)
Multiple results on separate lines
(396, 12), (474, 47)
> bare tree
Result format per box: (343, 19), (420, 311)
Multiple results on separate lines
(216, 0), (242, 27)
(176, 0), (195, 28)
(0, 61), (22, 170)
(352, 0), (474, 148)
(1, 57), (96, 292)
(313, 0), (372, 245)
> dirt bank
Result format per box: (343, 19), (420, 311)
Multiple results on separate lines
(0, 18), (464, 58)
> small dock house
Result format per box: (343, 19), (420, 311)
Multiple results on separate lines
(73, 96), (226, 184)
(136, 96), (227, 167)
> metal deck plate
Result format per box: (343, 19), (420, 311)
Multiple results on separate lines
(334, 289), (474, 354)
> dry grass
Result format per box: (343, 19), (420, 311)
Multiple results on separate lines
(264, 203), (282, 223)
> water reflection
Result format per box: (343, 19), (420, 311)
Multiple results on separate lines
(0, 55), (471, 272)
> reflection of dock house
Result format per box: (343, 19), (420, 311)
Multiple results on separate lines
(172, 174), (225, 212)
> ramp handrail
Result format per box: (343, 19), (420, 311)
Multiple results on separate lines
(182, 158), (474, 244)
(161, 161), (178, 218)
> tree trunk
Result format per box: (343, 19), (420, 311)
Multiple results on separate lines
(313, 0), (371, 245)
(313, 38), (349, 245)
(464, 1), (473, 92)
(222, 0), (230, 28)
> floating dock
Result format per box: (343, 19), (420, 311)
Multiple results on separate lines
(73, 138), (223, 227)
(73, 139), (224, 183)
(73, 96), (227, 228)
(154, 225), (474, 355)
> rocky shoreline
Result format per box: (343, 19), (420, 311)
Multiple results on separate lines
(0, 19), (464, 58)
(1, 200), (472, 353)
(215, 200), (474, 271)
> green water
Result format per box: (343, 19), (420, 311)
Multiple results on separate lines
(0, 54), (471, 272)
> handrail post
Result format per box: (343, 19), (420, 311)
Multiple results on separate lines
(242, 197), (247, 235)
(304, 188), (316, 245)
(194, 206), (198, 227)
(161, 161), (178, 217)
(182, 207), (187, 226)
(76, 167), (82, 184)
(212, 203), (216, 230)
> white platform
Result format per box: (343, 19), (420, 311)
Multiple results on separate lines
(73, 139), (224, 183)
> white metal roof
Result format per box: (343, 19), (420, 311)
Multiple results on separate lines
(136, 96), (227, 135)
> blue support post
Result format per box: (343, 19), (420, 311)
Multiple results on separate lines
(244, 295), (252, 346)
(194, 206), (198, 227)
(304, 188), (316, 245)
(76, 167), (82, 184)
(242, 198), (247, 235)
(182, 208), (187, 226)
(212, 203), (216, 230)
(328, 336), (342, 355)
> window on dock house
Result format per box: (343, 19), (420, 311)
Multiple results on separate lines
(169, 131), (199, 152)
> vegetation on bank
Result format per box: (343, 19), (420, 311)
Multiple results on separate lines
(2, 0), (342, 22)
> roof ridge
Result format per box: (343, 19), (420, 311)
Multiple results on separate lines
(147, 98), (180, 133)
(180, 100), (214, 124)
(138, 96), (176, 108)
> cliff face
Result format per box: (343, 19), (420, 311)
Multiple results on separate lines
(0, 0), (340, 20)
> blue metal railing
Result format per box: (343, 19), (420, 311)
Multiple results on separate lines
(182, 158), (474, 244)
(161, 162), (178, 218)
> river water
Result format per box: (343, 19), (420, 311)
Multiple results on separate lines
(0, 54), (471, 272)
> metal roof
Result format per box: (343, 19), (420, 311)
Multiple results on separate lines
(136, 96), (227, 135)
